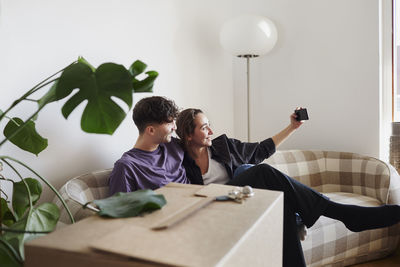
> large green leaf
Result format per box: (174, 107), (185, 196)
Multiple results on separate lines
(12, 178), (42, 220)
(129, 60), (147, 77)
(77, 56), (95, 72)
(1, 198), (16, 227)
(56, 62), (133, 134)
(38, 59), (158, 134)
(23, 202), (59, 234)
(3, 202), (59, 260)
(37, 57), (95, 109)
(132, 71), (158, 93)
(93, 190), (166, 218)
(3, 118), (48, 156)
(55, 61), (94, 101)
(129, 60), (158, 93)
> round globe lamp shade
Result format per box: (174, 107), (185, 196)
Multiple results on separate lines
(219, 15), (278, 57)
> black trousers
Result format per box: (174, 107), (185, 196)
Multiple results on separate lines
(227, 163), (329, 267)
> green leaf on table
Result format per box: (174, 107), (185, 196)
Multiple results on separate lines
(55, 61), (132, 134)
(12, 178), (42, 220)
(1, 198), (16, 227)
(3, 202), (59, 260)
(129, 60), (158, 93)
(3, 118), (48, 156)
(93, 190), (166, 218)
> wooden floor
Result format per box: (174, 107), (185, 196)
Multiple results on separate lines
(351, 245), (400, 266)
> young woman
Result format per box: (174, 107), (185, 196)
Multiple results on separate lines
(176, 108), (400, 267)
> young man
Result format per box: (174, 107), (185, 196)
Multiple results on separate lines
(109, 96), (189, 194)
(109, 96), (400, 267)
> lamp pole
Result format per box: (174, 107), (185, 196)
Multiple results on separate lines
(247, 56), (250, 142)
(239, 54), (258, 142)
(219, 15), (278, 142)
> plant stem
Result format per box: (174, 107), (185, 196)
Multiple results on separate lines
(0, 227), (51, 234)
(0, 61), (77, 122)
(0, 75), (62, 148)
(28, 78), (59, 96)
(0, 175), (12, 201)
(0, 100), (47, 148)
(0, 156), (75, 224)
(0, 189), (10, 201)
(1, 159), (34, 263)
(24, 98), (38, 103)
(0, 237), (23, 264)
(0, 162), (2, 233)
(0, 177), (15, 184)
(0, 159), (33, 211)
(0, 179), (2, 234)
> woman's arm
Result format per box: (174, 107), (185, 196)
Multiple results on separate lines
(271, 112), (304, 148)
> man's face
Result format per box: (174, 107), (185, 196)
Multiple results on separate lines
(152, 120), (176, 143)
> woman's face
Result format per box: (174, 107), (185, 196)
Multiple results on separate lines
(187, 113), (213, 148)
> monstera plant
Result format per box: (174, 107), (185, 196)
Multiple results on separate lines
(0, 57), (158, 266)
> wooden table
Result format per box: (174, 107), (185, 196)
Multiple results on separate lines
(25, 183), (283, 267)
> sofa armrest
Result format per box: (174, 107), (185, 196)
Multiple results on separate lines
(53, 169), (111, 227)
(324, 152), (392, 204)
(53, 183), (97, 227)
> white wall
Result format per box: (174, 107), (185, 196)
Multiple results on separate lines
(0, 0), (382, 202)
(0, 0), (235, 202)
(232, 0), (380, 158)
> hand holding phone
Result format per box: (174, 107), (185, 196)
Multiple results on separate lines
(294, 108), (309, 121)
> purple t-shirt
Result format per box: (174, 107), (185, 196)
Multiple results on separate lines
(108, 138), (189, 195)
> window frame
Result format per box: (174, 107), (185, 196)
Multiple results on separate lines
(379, 0), (394, 161)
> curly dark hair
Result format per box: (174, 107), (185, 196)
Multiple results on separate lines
(132, 96), (179, 133)
(176, 108), (203, 147)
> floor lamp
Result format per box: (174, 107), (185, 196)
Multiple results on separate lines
(219, 15), (278, 141)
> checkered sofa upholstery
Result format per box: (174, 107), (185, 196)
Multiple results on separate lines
(54, 168), (111, 227)
(265, 150), (400, 266)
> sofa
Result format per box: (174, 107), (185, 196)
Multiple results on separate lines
(54, 168), (111, 227)
(265, 150), (400, 266)
(54, 150), (400, 266)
